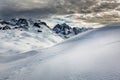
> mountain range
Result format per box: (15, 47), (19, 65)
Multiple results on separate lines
(0, 18), (92, 38)
(0, 18), (91, 54)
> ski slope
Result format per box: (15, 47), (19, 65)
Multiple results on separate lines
(0, 25), (120, 80)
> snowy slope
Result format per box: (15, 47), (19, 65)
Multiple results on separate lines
(0, 19), (63, 55)
(0, 25), (120, 80)
(0, 29), (63, 55)
(0, 18), (92, 55)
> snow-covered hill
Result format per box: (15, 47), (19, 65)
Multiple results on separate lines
(0, 18), (63, 54)
(0, 25), (120, 80)
(0, 18), (92, 55)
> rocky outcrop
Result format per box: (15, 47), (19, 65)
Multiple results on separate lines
(53, 23), (92, 38)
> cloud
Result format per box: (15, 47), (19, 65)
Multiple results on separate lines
(0, 6), (57, 19)
(0, 0), (58, 19)
(0, 0), (116, 19)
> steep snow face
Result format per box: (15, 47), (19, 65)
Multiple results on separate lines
(0, 30), (62, 55)
(0, 25), (120, 80)
(0, 18), (63, 54)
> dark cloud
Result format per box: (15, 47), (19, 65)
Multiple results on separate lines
(0, 0), (117, 19)
(0, 0), (58, 19)
(0, 7), (57, 19)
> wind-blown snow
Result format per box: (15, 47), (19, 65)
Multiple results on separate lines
(0, 25), (120, 80)
(0, 29), (63, 55)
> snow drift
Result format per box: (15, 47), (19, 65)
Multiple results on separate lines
(0, 25), (120, 80)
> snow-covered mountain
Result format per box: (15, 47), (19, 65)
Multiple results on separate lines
(0, 18), (63, 54)
(53, 23), (92, 38)
(0, 0), (120, 79)
(0, 18), (92, 54)
(0, 24), (119, 80)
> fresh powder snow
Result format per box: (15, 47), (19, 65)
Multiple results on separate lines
(0, 25), (120, 80)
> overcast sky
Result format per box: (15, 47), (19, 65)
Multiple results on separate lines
(0, 0), (65, 19)
(0, 0), (117, 19)
(0, 0), (83, 19)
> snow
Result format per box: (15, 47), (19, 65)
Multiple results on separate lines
(0, 29), (63, 55)
(0, 25), (120, 80)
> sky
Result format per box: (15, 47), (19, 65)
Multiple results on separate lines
(0, 0), (76, 19)
(0, 0), (99, 19)
(0, 0), (118, 19)
(0, 0), (58, 19)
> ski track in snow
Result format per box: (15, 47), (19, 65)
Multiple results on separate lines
(0, 25), (120, 80)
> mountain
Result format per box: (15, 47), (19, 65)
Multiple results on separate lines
(0, 18), (51, 31)
(53, 23), (92, 38)
(0, 24), (120, 80)
(0, 18), (92, 54)
(0, 18), (63, 54)
(0, 18), (92, 39)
